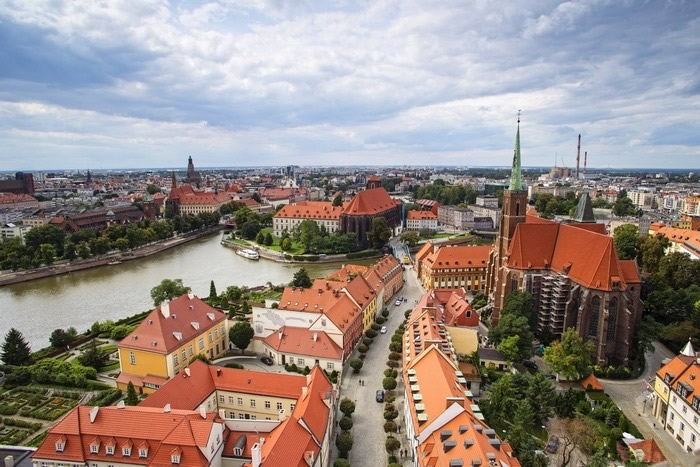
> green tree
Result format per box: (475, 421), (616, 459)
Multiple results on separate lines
(281, 237), (292, 251)
(339, 416), (353, 431)
(146, 184), (161, 195)
(229, 321), (254, 354)
(24, 224), (66, 256)
(125, 381), (139, 405)
(498, 335), (522, 363)
(368, 217), (392, 249)
(335, 431), (353, 457)
(89, 236), (112, 256)
(501, 291), (537, 329)
(78, 340), (109, 369)
(486, 374), (516, 421)
(114, 237), (129, 252)
(76, 241), (91, 259)
(298, 219), (321, 250)
(333, 459), (350, 467)
(209, 280), (217, 300)
(489, 314), (534, 361)
(349, 357), (363, 373)
(264, 232), (273, 246)
(383, 377), (397, 391)
(1, 328), (32, 366)
(640, 234), (671, 274)
(339, 397), (355, 417)
(385, 436), (400, 456)
(543, 328), (593, 380)
(49, 327), (78, 348)
(63, 241), (77, 260)
(255, 231), (265, 244)
(613, 197), (636, 217)
(190, 353), (211, 364)
(39, 243), (56, 265)
(150, 278), (191, 306)
(400, 230), (420, 247)
(292, 268), (312, 288)
(332, 193), (343, 207)
(526, 372), (557, 422)
(110, 325), (132, 340)
(613, 224), (640, 260)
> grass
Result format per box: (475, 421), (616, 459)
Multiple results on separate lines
(78, 339), (107, 350)
(585, 390), (611, 403)
(98, 361), (120, 372)
(254, 227), (306, 255)
(98, 344), (118, 354)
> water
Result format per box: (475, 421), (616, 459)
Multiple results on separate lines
(0, 233), (356, 349)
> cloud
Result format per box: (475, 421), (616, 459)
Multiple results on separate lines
(0, 0), (698, 169)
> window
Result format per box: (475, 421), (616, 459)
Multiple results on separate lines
(234, 447), (243, 456)
(229, 411), (235, 418)
(251, 415), (257, 420)
(289, 357), (294, 364)
(228, 396), (234, 404)
(198, 338), (204, 350)
(56, 441), (65, 452)
(692, 433), (696, 443)
(276, 402), (283, 410)
(238, 414), (244, 419)
(90, 444), (99, 454)
(189, 345), (194, 356)
(171, 454), (180, 464)
(106, 446), (114, 455)
(607, 298), (618, 340)
(694, 415), (698, 425)
(214, 329), (218, 338)
(208, 333), (213, 343)
(265, 401), (271, 409)
(122, 447), (131, 457)
(683, 406), (687, 414)
(173, 354), (179, 366)
(298, 358), (305, 366)
(182, 349), (187, 361)
(237, 397), (243, 405)
(219, 395), (225, 403)
(250, 399), (256, 407)
(290, 403), (295, 411)
(129, 352), (136, 365)
(680, 422), (685, 432)
(671, 412), (675, 421)
(588, 297), (600, 338)
(327, 362), (334, 371)
(673, 396), (677, 403)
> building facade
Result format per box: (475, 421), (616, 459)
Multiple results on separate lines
(419, 244), (491, 292)
(272, 201), (343, 237)
(406, 210), (438, 232)
(339, 188), (401, 249)
(437, 205), (474, 230)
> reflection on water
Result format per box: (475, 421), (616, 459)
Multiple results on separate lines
(0, 233), (360, 349)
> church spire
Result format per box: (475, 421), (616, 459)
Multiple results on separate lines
(509, 111), (522, 191)
(171, 171), (177, 190)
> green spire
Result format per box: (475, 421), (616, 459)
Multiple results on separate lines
(509, 112), (522, 191)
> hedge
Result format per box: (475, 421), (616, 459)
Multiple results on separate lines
(87, 389), (123, 407)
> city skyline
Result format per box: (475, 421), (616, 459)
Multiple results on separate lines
(1, 1), (700, 170)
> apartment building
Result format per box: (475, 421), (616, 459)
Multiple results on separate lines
(272, 201), (343, 236)
(418, 243), (491, 292)
(406, 210), (438, 232)
(117, 294), (229, 394)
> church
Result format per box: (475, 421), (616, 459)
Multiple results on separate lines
(485, 119), (642, 366)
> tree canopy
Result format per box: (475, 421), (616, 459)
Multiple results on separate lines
(229, 321), (254, 354)
(1, 328), (32, 366)
(543, 328), (593, 380)
(292, 268), (312, 288)
(613, 224), (640, 260)
(150, 278), (192, 305)
(368, 217), (392, 249)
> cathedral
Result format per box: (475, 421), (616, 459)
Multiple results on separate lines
(485, 119), (643, 366)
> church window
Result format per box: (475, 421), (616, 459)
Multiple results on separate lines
(510, 275), (518, 292)
(607, 298), (618, 340)
(589, 296), (600, 338)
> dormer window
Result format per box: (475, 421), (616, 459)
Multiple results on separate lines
(233, 447), (243, 456)
(106, 446), (114, 455)
(171, 454), (181, 464)
(55, 441), (65, 452)
(122, 447), (131, 457)
(90, 443), (100, 454)
(139, 448), (148, 458)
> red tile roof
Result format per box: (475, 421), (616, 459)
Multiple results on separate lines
(262, 327), (343, 360)
(119, 294), (227, 355)
(408, 211), (437, 220)
(627, 439), (666, 463)
(325, 264), (369, 282)
(423, 245), (491, 270)
(414, 289), (478, 327)
(343, 188), (399, 215)
(580, 373), (604, 391)
(274, 201), (343, 220)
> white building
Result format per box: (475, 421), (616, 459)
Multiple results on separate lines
(406, 210), (438, 231)
(272, 201), (342, 237)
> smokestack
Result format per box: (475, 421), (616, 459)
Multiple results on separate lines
(576, 134), (581, 179)
(584, 151), (587, 176)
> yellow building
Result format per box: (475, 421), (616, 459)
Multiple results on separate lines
(419, 244), (492, 291)
(343, 274), (379, 332)
(117, 293), (229, 394)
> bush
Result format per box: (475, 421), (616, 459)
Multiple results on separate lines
(386, 360), (399, 368)
(384, 421), (397, 433)
(363, 337), (373, 346)
(385, 394), (395, 403)
(346, 249), (378, 259)
(388, 352), (401, 361)
(391, 334), (402, 343)
(366, 329), (377, 338)
(350, 358), (363, 373)
(339, 398), (356, 417)
(225, 362), (244, 369)
(404, 309), (411, 318)
(383, 408), (399, 421)
(385, 437), (401, 455)
(389, 342), (401, 353)
(334, 460), (350, 467)
(383, 377), (397, 391)
(382, 309), (389, 318)
(2, 418), (42, 430)
(110, 325), (132, 341)
(335, 431), (353, 457)
(358, 344), (369, 354)
(383, 368), (395, 378)
(376, 316), (386, 325)
(339, 416), (353, 431)
(371, 323), (381, 331)
(87, 389), (123, 407)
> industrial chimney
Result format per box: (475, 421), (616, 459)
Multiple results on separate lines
(576, 134), (581, 179)
(584, 151), (588, 176)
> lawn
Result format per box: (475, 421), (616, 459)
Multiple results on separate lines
(98, 360), (121, 372)
(254, 227), (306, 255)
(98, 344), (118, 355)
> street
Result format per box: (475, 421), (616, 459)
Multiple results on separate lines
(333, 265), (425, 466)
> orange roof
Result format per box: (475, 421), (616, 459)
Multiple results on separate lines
(362, 268), (385, 294)
(415, 242), (434, 265)
(325, 264), (369, 282)
(619, 260), (641, 284)
(627, 439), (666, 463)
(649, 224), (700, 255)
(371, 254), (401, 280)
(508, 223), (631, 292)
(263, 327), (343, 360)
(32, 405), (220, 467)
(0, 193), (38, 204)
(423, 245), (491, 271)
(656, 354), (696, 385)
(343, 274), (376, 309)
(580, 373), (604, 391)
(414, 289), (478, 327)
(119, 294), (227, 355)
(140, 360), (306, 410)
(343, 187), (399, 215)
(178, 191), (230, 206)
(259, 187), (307, 201)
(274, 201), (343, 220)
(408, 211), (437, 220)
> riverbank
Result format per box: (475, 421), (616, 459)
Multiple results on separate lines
(221, 237), (381, 263)
(0, 225), (224, 287)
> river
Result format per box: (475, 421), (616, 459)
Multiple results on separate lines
(0, 232), (362, 349)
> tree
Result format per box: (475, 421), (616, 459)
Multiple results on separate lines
(613, 224), (640, 260)
(281, 237), (292, 251)
(209, 280), (217, 300)
(368, 217), (392, 249)
(384, 421), (397, 433)
(255, 231), (265, 244)
(613, 197), (636, 217)
(49, 327), (78, 348)
(559, 417), (596, 467)
(543, 328), (593, 380)
(125, 381), (139, 405)
(1, 328), (32, 366)
(501, 291), (537, 329)
(240, 221), (261, 240)
(383, 377), (397, 391)
(489, 314), (534, 361)
(78, 340), (109, 369)
(335, 431), (353, 457)
(150, 278), (191, 306)
(264, 232), (273, 246)
(334, 459), (350, 467)
(63, 241), (77, 260)
(292, 268), (312, 288)
(486, 374), (516, 421)
(229, 321), (254, 354)
(114, 237), (129, 252)
(400, 230), (420, 247)
(39, 243), (56, 265)
(526, 373), (557, 422)
(349, 357), (363, 373)
(76, 241), (91, 259)
(110, 324), (132, 340)
(332, 194), (343, 207)
(498, 335), (523, 363)
(385, 436), (400, 456)
(339, 397), (356, 417)
(190, 353), (211, 364)
(298, 220), (321, 250)
(339, 416), (353, 431)
(24, 224), (66, 256)
(146, 184), (161, 195)
(640, 233), (671, 274)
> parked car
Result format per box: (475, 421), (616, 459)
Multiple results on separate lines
(380, 326), (387, 334)
(545, 436), (559, 454)
(395, 299), (402, 306)
(376, 390), (384, 402)
(523, 360), (538, 371)
(260, 356), (274, 366)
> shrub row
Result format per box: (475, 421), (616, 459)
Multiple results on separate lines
(86, 389), (123, 407)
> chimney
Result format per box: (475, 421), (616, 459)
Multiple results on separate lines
(584, 151), (587, 175)
(161, 300), (170, 319)
(199, 405), (206, 419)
(89, 406), (99, 423)
(312, 332), (318, 342)
(4, 456), (13, 467)
(216, 368), (222, 377)
(116, 401), (125, 409)
(185, 367), (191, 377)
(164, 403), (171, 413)
(251, 442), (262, 467)
(575, 134), (581, 179)
(278, 330), (283, 340)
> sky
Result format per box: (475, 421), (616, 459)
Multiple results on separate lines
(1, 0), (699, 170)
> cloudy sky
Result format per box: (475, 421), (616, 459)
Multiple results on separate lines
(1, 0), (699, 170)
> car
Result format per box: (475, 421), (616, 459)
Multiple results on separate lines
(376, 390), (384, 402)
(380, 326), (387, 334)
(260, 356), (274, 366)
(395, 299), (402, 306)
(523, 360), (538, 371)
(545, 436), (559, 454)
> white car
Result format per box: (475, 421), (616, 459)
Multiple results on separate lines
(395, 299), (402, 306)
(380, 326), (388, 334)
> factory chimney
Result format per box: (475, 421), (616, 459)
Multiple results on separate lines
(575, 134), (581, 179)
(584, 151), (587, 176)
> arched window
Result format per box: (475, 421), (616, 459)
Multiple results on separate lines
(588, 296), (600, 338)
(510, 275), (518, 292)
(607, 298), (618, 340)
(515, 201), (521, 216)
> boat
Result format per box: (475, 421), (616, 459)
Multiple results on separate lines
(107, 260), (122, 265)
(236, 248), (260, 260)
